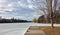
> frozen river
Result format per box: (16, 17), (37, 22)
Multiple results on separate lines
(0, 23), (60, 35)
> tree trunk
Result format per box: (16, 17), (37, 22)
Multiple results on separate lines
(46, 0), (54, 28)
(51, 18), (54, 28)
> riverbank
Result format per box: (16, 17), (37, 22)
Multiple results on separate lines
(40, 26), (60, 35)
(25, 26), (60, 35)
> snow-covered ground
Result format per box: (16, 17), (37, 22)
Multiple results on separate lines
(0, 23), (60, 35)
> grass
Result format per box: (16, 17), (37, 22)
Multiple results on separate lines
(40, 26), (60, 35)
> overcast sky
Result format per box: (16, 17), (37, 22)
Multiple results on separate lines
(0, 0), (60, 21)
(0, 0), (43, 21)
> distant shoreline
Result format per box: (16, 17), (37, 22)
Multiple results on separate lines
(0, 22), (32, 23)
(0, 19), (32, 23)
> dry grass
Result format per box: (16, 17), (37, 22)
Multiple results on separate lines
(39, 26), (60, 35)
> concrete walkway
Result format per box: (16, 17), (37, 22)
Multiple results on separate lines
(24, 26), (46, 35)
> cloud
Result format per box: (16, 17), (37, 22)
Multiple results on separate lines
(33, 12), (41, 18)
(0, 0), (34, 12)
(4, 3), (14, 11)
(18, 1), (28, 8)
(0, 13), (7, 19)
(0, 0), (14, 14)
(13, 16), (26, 20)
(0, 0), (44, 20)
(28, 5), (34, 9)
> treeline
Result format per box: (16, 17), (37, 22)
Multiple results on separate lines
(0, 19), (31, 23)
(32, 14), (60, 23)
(38, 14), (60, 23)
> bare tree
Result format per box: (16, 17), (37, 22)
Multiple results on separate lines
(31, 0), (58, 28)
(46, 0), (54, 28)
(54, 0), (58, 23)
(36, 0), (58, 27)
(32, 0), (48, 23)
(46, 0), (58, 28)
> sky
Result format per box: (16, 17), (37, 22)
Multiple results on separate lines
(0, 0), (60, 21)
(0, 0), (43, 21)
